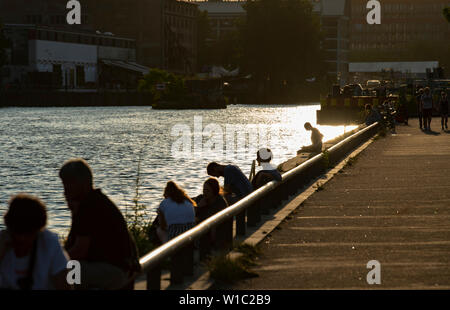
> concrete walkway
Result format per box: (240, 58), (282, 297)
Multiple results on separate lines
(230, 119), (450, 289)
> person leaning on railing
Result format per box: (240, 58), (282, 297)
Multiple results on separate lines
(251, 148), (282, 190)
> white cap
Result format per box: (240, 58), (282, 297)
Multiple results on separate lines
(258, 148), (272, 161)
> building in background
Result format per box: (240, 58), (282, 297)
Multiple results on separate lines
(87, 0), (198, 75)
(0, 0), (90, 30)
(349, 61), (440, 82)
(313, 0), (351, 86)
(1, 24), (147, 90)
(350, 0), (450, 50)
(194, 0), (246, 41)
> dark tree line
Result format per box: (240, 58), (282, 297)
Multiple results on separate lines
(197, 0), (326, 103)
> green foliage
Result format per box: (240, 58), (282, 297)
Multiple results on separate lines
(444, 7), (450, 23)
(321, 150), (330, 170)
(137, 68), (187, 101)
(207, 243), (261, 284)
(241, 0), (325, 100)
(125, 148), (156, 256)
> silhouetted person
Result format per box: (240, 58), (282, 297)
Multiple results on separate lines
(0, 194), (70, 290)
(416, 89), (424, 129)
(421, 87), (433, 131)
(365, 103), (382, 126)
(297, 122), (323, 155)
(156, 181), (196, 243)
(251, 148), (282, 190)
(59, 158), (140, 290)
(207, 162), (253, 204)
(439, 92), (448, 130)
(194, 178), (230, 251)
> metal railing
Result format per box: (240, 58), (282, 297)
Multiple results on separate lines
(138, 122), (380, 289)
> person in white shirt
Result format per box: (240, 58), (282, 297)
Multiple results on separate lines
(0, 194), (70, 290)
(156, 181), (196, 243)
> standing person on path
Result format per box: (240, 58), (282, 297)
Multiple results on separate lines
(207, 162), (253, 204)
(156, 181), (196, 243)
(297, 122), (323, 155)
(416, 88), (424, 129)
(439, 91), (448, 130)
(59, 158), (140, 290)
(421, 87), (434, 131)
(0, 194), (70, 290)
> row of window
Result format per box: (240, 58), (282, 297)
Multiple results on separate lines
(164, 2), (197, 17)
(31, 29), (136, 49)
(352, 2), (448, 13)
(166, 15), (195, 29)
(25, 15), (88, 25)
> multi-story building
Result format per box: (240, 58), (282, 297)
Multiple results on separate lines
(0, 0), (199, 75)
(87, 0), (198, 74)
(0, 0), (90, 29)
(350, 0), (450, 50)
(313, 0), (351, 85)
(1, 24), (146, 90)
(194, 0), (246, 41)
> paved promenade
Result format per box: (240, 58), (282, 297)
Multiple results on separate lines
(231, 119), (450, 289)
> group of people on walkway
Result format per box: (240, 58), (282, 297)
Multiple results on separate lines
(154, 147), (284, 247)
(0, 122), (324, 290)
(416, 87), (448, 131)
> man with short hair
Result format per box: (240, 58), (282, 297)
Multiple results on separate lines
(207, 162), (253, 204)
(297, 122), (323, 155)
(59, 158), (140, 290)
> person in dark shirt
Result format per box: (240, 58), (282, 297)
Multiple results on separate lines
(416, 88), (424, 129)
(251, 148), (282, 190)
(207, 162), (253, 204)
(59, 158), (139, 290)
(439, 91), (448, 130)
(193, 178), (230, 251)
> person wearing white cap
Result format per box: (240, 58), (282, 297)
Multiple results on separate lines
(251, 148), (282, 190)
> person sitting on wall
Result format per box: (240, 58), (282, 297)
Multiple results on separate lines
(297, 122), (323, 155)
(207, 162), (253, 205)
(251, 148), (282, 190)
(156, 181), (196, 243)
(59, 158), (140, 290)
(193, 178), (230, 251)
(365, 103), (382, 126)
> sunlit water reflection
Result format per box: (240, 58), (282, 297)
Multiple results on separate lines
(0, 104), (357, 237)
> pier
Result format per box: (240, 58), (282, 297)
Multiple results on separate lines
(229, 119), (450, 289)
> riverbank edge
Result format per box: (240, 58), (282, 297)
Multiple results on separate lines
(134, 124), (381, 290)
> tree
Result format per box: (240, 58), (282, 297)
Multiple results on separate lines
(240, 0), (325, 102)
(444, 7), (450, 23)
(137, 68), (186, 101)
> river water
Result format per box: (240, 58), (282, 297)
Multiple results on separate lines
(0, 104), (356, 237)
